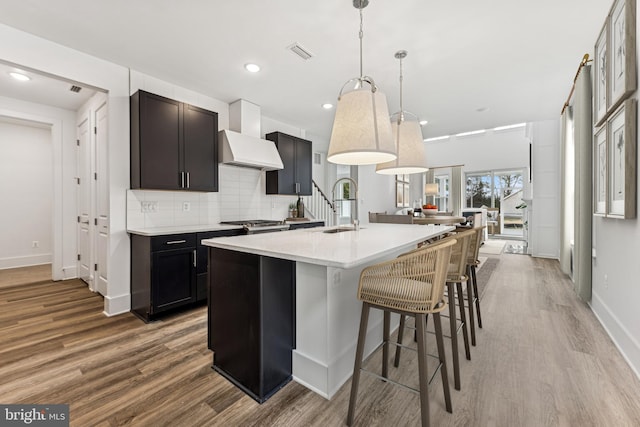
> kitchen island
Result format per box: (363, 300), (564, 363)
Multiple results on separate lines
(202, 223), (454, 401)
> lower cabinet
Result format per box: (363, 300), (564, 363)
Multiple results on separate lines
(209, 247), (295, 403)
(131, 233), (197, 321)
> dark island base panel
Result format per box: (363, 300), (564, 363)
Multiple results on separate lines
(209, 248), (295, 403)
(212, 364), (292, 404)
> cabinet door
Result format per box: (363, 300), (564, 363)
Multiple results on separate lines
(138, 92), (183, 190)
(184, 104), (218, 192)
(266, 132), (313, 195)
(295, 138), (312, 195)
(151, 247), (196, 314)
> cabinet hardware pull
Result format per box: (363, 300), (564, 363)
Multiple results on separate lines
(193, 250), (197, 267)
(166, 240), (187, 245)
(186, 172), (190, 188)
(295, 182), (300, 193)
(180, 171), (185, 188)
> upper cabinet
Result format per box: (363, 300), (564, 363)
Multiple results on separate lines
(130, 90), (218, 192)
(265, 132), (312, 195)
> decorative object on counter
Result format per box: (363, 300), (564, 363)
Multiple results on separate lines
(289, 203), (298, 218)
(376, 50), (428, 175)
(327, 0), (395, 166)
(296, 195), (305, 218)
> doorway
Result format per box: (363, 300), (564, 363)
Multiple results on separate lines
(0, 60), (107, 289)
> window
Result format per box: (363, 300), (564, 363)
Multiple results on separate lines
(434, 175), (449, 211)
(465, 170), (523, 209)
(396, 175), (410, 207)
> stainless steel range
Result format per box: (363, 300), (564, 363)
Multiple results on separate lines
(220, 219), (290, 234)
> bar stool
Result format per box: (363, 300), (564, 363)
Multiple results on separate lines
(462, 225), (485, 346)
(347, 239), (455, 427)
(393, 230), (474, 391)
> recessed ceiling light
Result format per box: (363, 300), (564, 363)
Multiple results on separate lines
(244, 63), (260, 73)
(322, 103), (334, 109)
(419, 120), (428, 126)
(9, 72), (30, 81)
(476, 107), (489, 112)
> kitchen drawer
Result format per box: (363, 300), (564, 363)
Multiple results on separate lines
(151, 234), (197, 251)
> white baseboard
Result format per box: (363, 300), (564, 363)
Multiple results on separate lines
(590, 292), (640, 380)
(60, 265), (77, 280)
(0, 254), (51, 270)
(103, 292), (131, 317)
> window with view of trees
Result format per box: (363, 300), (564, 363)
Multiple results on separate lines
(465, 170), (523, 209)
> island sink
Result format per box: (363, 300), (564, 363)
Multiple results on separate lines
(322, 227), (357, 233)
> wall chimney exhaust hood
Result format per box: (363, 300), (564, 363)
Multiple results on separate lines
(219, 99), (284, 170)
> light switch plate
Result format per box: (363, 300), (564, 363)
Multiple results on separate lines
(141, 201), (158, 213)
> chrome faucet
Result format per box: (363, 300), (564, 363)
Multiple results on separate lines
(331, 177), (359, 226)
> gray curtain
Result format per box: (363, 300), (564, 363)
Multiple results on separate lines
(451, 166), (463, 217)
(573, 65), (592, 301)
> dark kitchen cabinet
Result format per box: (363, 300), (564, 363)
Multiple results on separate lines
(265, 132), (312, 195)
(209, 248), (295, 403)
(196, 229), (242, 302)
(131, 233), (197, 322)
(130, 90), (218, 192)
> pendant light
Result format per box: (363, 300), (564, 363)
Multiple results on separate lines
(327, 0), (395, 165)
(376, 50), (429, 175)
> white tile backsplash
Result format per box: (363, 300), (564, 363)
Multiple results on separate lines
(127, 165), (295, 229)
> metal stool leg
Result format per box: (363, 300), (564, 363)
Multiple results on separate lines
(466, 265), (476, 346)
(446, 282), (460, 390)
(347, 302), (371, 426)
(415, 313), (431, 427)
(471, 265), (483, 329)
(383, 310), (390, 378)
(393, 315), (406, 368)
(433, 312), (453, 413)
(456, 282), (471, 360)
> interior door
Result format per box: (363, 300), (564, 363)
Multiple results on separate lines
(95, 102), (109, 296)
(77, 117), (92, 286)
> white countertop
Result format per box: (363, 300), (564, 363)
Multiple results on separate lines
(127, 224), (243, 236)
(202, 223), (454, 269)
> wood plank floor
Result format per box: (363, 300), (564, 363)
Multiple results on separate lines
(1, 255), (640, 426)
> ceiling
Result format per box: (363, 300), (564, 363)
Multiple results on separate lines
(0, 61), (97, 111)
(0, 0), (612, 141)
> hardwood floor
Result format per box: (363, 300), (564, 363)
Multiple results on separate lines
(1, 256), (640, 426)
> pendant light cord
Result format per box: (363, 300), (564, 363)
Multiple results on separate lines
(399, 56), (404, 122)
(359, 7), (364, 80)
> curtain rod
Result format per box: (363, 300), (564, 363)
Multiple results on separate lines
(561, 54), (592, 115)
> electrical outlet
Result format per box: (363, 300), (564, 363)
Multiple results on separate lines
(604, 274), (608, 289)
(141, 201), (158, 213)
(182, 202), (191, 212)
(32, 241), (39, 248)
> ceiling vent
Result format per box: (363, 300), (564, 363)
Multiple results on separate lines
(69, 85), (82, 93)
(287, 42), (314, 60)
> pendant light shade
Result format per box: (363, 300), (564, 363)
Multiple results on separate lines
(376, 50), (429, 175)
(328, 85), (395, 165)
(326, 0), (395, 166)
(376, 116), (428, 174)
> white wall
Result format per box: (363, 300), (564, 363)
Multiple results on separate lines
(0, 96), (78, 278)
(0, 119), (52, 269)
(589, 7), (640, 379)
